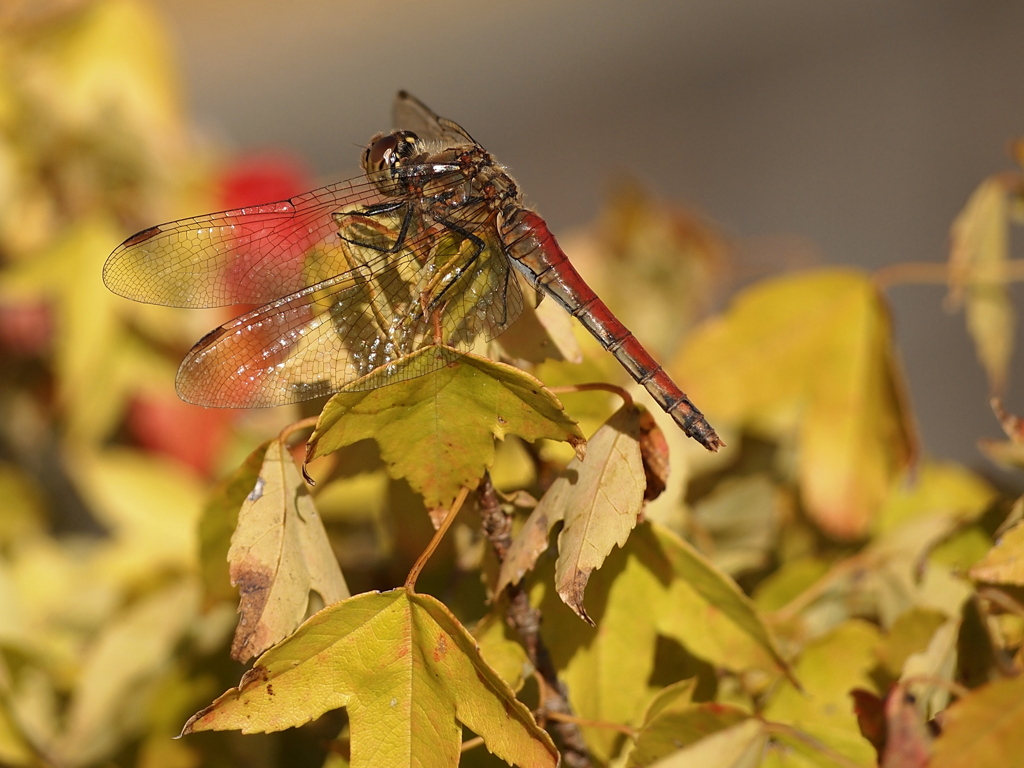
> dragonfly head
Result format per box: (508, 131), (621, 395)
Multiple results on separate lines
(362, 130), (420, 195)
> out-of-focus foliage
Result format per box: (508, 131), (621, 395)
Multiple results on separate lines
(3, 2), (1024, 768)
(0, 2), (314, 766)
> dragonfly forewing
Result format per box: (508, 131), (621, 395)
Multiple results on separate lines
(104, 181), (393, 308)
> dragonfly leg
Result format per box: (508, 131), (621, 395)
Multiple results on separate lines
(431, 304), (446, 345)
(334, 201), (416, 254)
(411, 288), (446, 345)
(426, 215), (485, 310)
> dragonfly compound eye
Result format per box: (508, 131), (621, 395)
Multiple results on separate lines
(363, 131), (420, 175)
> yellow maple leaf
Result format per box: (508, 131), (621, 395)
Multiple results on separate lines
(674, 268), (917, 539)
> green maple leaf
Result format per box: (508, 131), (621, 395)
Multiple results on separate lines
(306, 346), (585, 510)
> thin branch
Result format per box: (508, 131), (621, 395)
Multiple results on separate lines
(549, 382), (634, 410)
(872, 258), (1024, 291)
(405, 485), (469, 592)
(545, 711), (637, 738)
(477, 473), (592, 768)
(769, 554), (868, 623)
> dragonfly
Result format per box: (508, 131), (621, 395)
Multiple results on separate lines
(104, 92), (722, 451)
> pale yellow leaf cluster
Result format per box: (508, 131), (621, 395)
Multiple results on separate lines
(535, 522), (787, 762)
(0, 483), (207, 767)
(675, 269), (916, 539)
(763, 620), (880, 766)
(55, 583), (198, 767)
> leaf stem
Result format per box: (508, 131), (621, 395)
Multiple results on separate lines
(404, 485), (469, 593)
(770, 554), (868, 623)
(872, 258), (1024, 291)
(278, 415), (319, 445)
(276, 416), (320, 484)
(549, 382), (634, 410)
(544, 711), (637, 738)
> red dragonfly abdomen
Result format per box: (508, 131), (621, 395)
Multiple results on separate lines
(501, 209), (723, 452)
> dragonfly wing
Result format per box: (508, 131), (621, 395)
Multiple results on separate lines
(176, 216), (523, 407)
(393, 91), (478, 146)
(103, 179), (387, 308)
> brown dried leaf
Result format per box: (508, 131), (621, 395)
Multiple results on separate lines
(638, 407), (670, 501)
(881, 687), (932, 768)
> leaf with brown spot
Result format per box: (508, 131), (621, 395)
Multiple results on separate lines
(199, 440), (270, 605)
(183, 589), (557, 768)
(228, 438), (349, 662)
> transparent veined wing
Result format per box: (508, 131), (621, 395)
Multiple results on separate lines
(170, 199), (524, 407)
(104, 162), (465, 309)
(393, 90), (478, 147)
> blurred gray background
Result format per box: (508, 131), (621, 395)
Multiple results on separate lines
(156, 0), (1024, 474)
